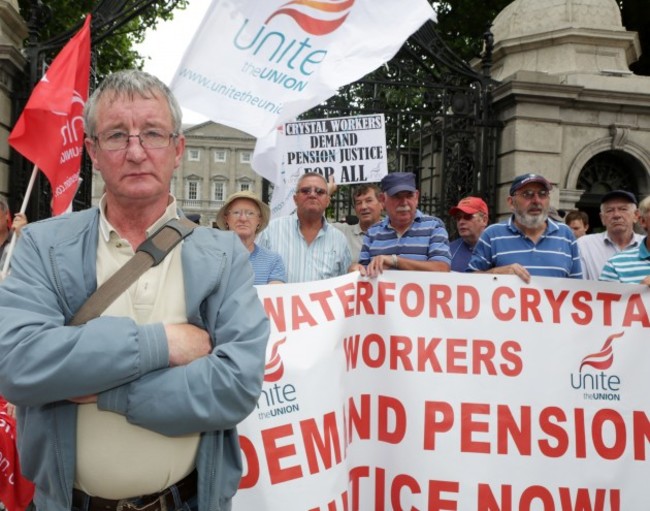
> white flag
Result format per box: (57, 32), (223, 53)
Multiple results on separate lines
(171, 0), (435, 138)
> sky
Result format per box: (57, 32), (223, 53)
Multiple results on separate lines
(135, 2), (211, 125)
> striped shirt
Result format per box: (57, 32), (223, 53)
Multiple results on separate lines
(250, 244), (287, 285)
(599, 239), (650, 283)
(467, 217), (583, 278)
(577, 231), (644, 280)
(257, 213), (351, 283)
(358, 210), (450, 266)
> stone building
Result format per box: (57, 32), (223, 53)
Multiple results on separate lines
(489, 0), (650, 227)
(0, 0), (26, 201)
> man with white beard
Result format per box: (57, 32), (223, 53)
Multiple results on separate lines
(467, 173), (582, 282)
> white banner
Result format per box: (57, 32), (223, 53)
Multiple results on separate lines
(170, 0), (434, 138)
(234, 271), (650, 510)
(259, 114), (388, 217)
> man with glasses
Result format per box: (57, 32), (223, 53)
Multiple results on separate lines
(448, 196), (489, 272)
(258, 172), (351, 282)
(468, 173), (582, 282)
(577, 190), (643, 280)
(0, 70), (270, 511)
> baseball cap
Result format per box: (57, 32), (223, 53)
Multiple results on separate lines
(509, 173), (552, 195)
(380, 172), (417, 196)
(449, 196), (488, 216)
(600, 190), (637, 206)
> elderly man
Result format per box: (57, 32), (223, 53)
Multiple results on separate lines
(600, 196), (650, 284)
(351, 172), (450, 277)
(333, 183), (383, 262)
(258, 171), (351, 282)
(577, 190), (643, 280)
(468, 173), (582, 282)
(448, 196), (489, 272)
(0, 70), (269, 511)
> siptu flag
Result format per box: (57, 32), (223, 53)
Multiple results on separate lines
(9, 15), (91, 216)
(171, 0), (435, 139)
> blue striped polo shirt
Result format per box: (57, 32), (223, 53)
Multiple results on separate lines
(467, 216), (583, 278)
(599, 239), (650, 283)
(358, 210), (451, 265)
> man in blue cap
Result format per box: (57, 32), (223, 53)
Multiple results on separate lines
(577, 189), (643, 279)
(351, 172), (451, 277)
(468, 173), (582, 282)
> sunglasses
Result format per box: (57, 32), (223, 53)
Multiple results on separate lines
(298, 186), (327, 197)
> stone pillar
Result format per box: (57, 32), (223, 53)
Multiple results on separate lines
(0, 0), (26, 197)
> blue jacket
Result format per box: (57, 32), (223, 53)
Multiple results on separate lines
(0, 208), (270, 511)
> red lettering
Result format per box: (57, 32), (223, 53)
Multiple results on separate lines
(423, 401), (454, 450)
(429, 284), (453, 318)
(378, 395), (406, 444)
(544, 289), (569, 323)
(461, 403), (490, 453)
(292, 296), (317, 329)
(477, 483), (512, 511)
(238, 434), (259, 489)
(377, 281), (396, 314)
(362, 333), (386, 368)
(519, 485), (554, 508)
(427, 480), (459, 511)
(592, 409), (626, 460)
(263, 296), (286, 333)
(400, 283), (425, 317)
(457, 285), (479, 319)
(622, 293), (650, 327)
(417, 337), (444, 372)
(596, 292), (621, 327)
(348, 394), (371, 443)
(633, 410), (650, 460)
(499, 341), (522, 377)
(538, 407), (568, 457)
(262, 424), (302, 484)
(391, 474), (420, 510)
(571, 291), (593, 325)
(355, 281), (374, 315)
(309, 290), (335, 321)
(447, 338), (468, 374)
(335, 282), (357, 318)
(300, 411), (343, 475)
(492, 286), (515, 321)
(520, 288), (542, 322)
(390, 336), (414, 370)
(497, 404), (531, 455)
(472, 340), (497, 375)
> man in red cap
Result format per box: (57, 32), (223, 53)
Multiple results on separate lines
(448, 196), (489, 272)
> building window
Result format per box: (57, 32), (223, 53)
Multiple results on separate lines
(239, 182), (251, 192)
(214, 149), (227, 162)
(240, 151), (252, 164)
(213, 181), (226, 202)
(186, 180), (201, 202)
(188, 149), (200, 161)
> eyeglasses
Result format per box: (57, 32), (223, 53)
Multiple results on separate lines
(95, 129), (178, 151)
(513, 190), (550, 200)
(298, 186), (327, 197)
(227, 210), (259, 218)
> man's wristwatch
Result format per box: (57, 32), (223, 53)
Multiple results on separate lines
(391, 254), (398, 269)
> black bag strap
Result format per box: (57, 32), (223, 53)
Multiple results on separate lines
(68, 217), (196, 326)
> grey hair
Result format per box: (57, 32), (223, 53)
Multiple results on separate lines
(639, 196), (650, 216)
(296, 172), (328, 190)
(83, 70), (182, 137)
(0, 196), (8, 212)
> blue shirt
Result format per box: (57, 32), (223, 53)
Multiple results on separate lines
(450, 238), (474, 272)
(467, 217), (583, 278)
(249, 244), (287, 285)
(599, 239), (650, 283)
(257, 213), (352, 283)
(359, 210), (450, 266)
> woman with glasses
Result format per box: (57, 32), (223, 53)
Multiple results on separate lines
(216, 191), (286, 284)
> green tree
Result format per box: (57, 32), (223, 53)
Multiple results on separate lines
(17, 0), (188, 80)
(433, 0), (650, 76)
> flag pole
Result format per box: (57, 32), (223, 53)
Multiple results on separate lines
(0, 164), (38, 279)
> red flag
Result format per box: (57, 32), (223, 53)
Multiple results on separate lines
(8, 15), (91, 216)
(0, 397), (35, 511)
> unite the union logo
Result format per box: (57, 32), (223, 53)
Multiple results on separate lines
(571, 332), (624, 401)
(264, 337), (287, 382)
(265, 0), (355, 36)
